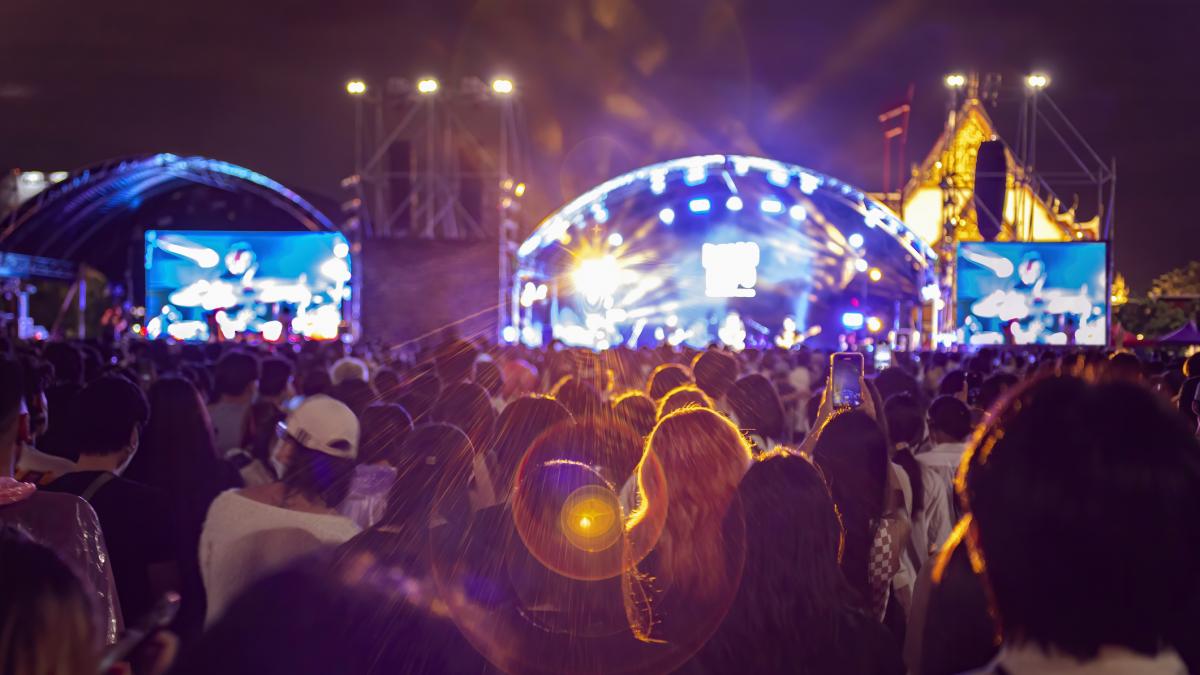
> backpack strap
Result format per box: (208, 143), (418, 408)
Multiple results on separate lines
(81, 471), (117, 502)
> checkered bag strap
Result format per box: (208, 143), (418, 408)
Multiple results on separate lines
(867, 518), (900, 621)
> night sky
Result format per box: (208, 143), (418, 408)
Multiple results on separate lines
(3, 0), (1197, 291)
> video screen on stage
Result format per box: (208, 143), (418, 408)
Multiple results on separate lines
(956, 241), (1107, 346)
(144, 230), (351, 342)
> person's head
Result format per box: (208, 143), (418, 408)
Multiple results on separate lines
(1182, 376), (1200, 432)
(1104, 351), (1143, 382)
(726, 373), (786, 443)
(274, 395), (359, 508)
(329, 357), (369, 387)
(811, 410), (888, 595)
(434, 340), (478, 385)
(213, 351), (260, 401)
(357, 404), (413, 467)
(646, 363), (693, 401)
(938, 368), (967, 398)
(960, 374), (1200, 659)
(611, 390), (656, 438)
(657, 384), (714, 419)
(640, 407), (753, 598)
(928, 395), (972, 444)
(690, 350), (739, 401)
(42, 343), (83, 387)
(487, 396), (573, 499)
(883, 392), (925, 450)
(1182, 353), (1200, 379)
(372, 367), (402, 404)
(125, 376), (217, 493)
(473, 360), (503, 399)
(430, 382), (495, 451)
(397, 371), (441, 422)
(874, 367), (920, 403)
(551, 376), (604, 419)
(0, 527), (99, 675)
(384, 423), (475, 528)
(74, 375), (150, 471)
(299, 366), (332, 398)
(327, 378), (377, 418)
(258, 357), (293, 401)
(978, 372), (1020, 413)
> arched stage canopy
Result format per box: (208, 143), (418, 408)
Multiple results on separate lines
(511, 154), (939, 349)
(0, 153), (335, 279)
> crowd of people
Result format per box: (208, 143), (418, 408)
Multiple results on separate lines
(2, 335), (1199, 674)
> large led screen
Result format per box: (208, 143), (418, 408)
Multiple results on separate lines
(956, 241), (1107, 346)
(145, 230), (351, 341)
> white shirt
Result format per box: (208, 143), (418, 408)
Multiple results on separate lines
(199, 490), (360, 624)
(978, 644), (1188, 675)
(916, 441), (968, 562)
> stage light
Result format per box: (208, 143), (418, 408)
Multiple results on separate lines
(854, 258), (869, 273)
(48, 171), (69, 183)
(798, 172), (819, 195)
(760, 198), (784, 214)
(345, 79), (367, 96)
(921, 283), (940, 302)
(725, 195), (743, 211)
(766, 169), (789, 187)
(658, 207), (676, 225)
(320, 257), (352, 283)
(866, 316), (883, 333)
(788, 204), (807, 221)
(416, 77), (439, 94)
(491, 78), (514, 95)
(514, 182), (526, 197)
(688, 197), (712, 213)
(1136, 333), (1145, 341)
(573, 255), (620, 303)
(333, 241), (350, 258)
(1026, 73), (1049, 89)
(848, 232), (864, 248)
(935, 298), (946, 310)
(684, 165), (707, 186)
(944, 73), (966, 89)
(608, 232), (624, 247)
(261, 320), (284, 342)
(841, 312), (865, 330)
(868, 267), (883, 282)
(502, 325), (518, 343)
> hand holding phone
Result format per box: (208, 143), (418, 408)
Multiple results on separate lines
(830, 352), (865, 408)
(98, 592), (180, 674)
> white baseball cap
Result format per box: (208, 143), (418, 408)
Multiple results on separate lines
(279, 395), (359, 460)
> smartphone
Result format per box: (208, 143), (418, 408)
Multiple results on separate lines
(965, 371), (983, 407)
(97, 591), (181, 673)
(830, 352), (865, 408)
(874, 344), (892, 371)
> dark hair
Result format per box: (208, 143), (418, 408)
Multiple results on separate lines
(473, 361), (503, 398)
(280, 443), (356, 508)
(372, 368), (402, 404)
(43, 343), (83, 386)
(612, 391), (656, 438)
(874, 367), (920, 404)
(961, 375), (1200, 659)
(486, 396), (572, 499)
(430, 382), (495, 451)
(1184, 353), (1200, 379)
(812, 410), (888, 603)
(884, 392), (926, 513)
(647, 363), (693, 400)
(938, 368), (966, 398)
(398, 372), (441, 422)
(551, 377), (604, 418)
(697, 452), (869, 672)
(299, 366), (332, 398)
(328, 378), (377, 417)
(384, 423), (475, 528)
(0, 357), (24, 434)
(691, 350), (739, 400)
(258, 358), (293, 398)
(928, 395), (972, 442)
(213, 351), (260, 399)
(357, 404), (413, 466)
(74, 375), (150, 456)
(657, 384), (713, 419)
(1105, 351), (1143, 381)
(727, 374), (786, 443)
(1180, 376), (1200, 431)
(978, 372), (1019, 412)
(434, 340), (478, 385)
(523, 416), (644, 490)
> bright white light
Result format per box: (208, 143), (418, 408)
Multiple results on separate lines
(491, 78), (514, 95)
(333, 240), (350, 258)
(944, 73), (966, 89)
(725, 195), (743, 211)
(261, 320), (283, 342)
(848, 233), (865, 248)
(346, 80), (367, 95)
(157, 237), (220, 268)
(536, 284), (548, 300)
(654, 327), (666, 341)
(788, 204), (808, 221)
(766, 169), (790, 187)
(591, 203), (609, 223)
(685, 165), (707, 186)
(868, 267), (883, 282)
(760, 199), (784, 214)
(866, 316), (884, 333)
(665, 314), (678, 328)
(658, 207), (676, 225)
(854, 258), (869, 273)
(48, 171), (69, 183)
(502, 325), (518, 343)
(607, 232), (624, 247)
(703, 242), (759, 298)
(841, 312), (865, 330)
(798, 173), (819, 195)
(514, 182), (526, 197)
(1026, 73), (1049, 89)
(417, 78), (439, 94)
(688, 197), (712, 213)
(20, 171), (45, 185)
(573, 255), (620, 304)
(935, 298), (946, 310)
(165, 320), (207, 341)
(921, 283), (940, 302)
(864, 209), (886, 229)
(517, 236), (540, 257)
(320, 257), (352, 283)
(650, 171), (667, 195)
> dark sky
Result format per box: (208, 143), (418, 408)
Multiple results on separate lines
(3, 0), (1197, 291)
